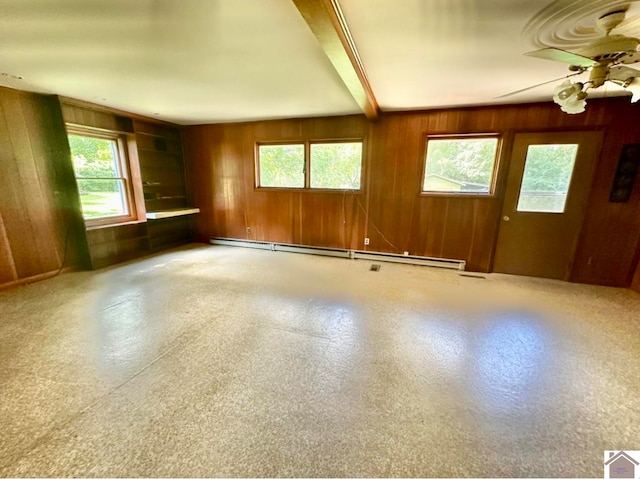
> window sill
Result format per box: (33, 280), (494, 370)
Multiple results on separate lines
(85, 218), (146, 231)
(255, 187), (363, 194)
(419, 192), (497, 199)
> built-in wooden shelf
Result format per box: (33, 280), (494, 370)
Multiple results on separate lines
(137, 148), (183, 155)
(135, 120), (193, 250)
(146, 208), (200, 220)
(146, 196), (187, 200)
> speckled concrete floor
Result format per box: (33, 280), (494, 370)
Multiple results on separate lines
(0, 244), (639, 477)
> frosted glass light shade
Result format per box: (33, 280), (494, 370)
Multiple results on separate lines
(553, 81), (586, 114)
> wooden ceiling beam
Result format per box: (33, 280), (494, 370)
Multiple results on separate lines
(292, 0), (379, 120)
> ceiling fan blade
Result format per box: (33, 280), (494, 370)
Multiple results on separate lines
(525, 48), (597, 68)
(608, 65), (640, 83)
(495, 72), (583, 99)
(618, 51), (640, 64)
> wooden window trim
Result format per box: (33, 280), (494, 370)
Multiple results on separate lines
(67, 125), (141, 227)
(255, 138), (365, 192)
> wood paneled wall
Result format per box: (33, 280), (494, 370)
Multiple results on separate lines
(2, 84), (638, 289)
(0, 87), (89, 289)
(184, 98), (640, 286)
(631, 240), (640, 293)
(632, 261), (640, 293)
(184, 116), (370, 249)
(571, 112), (640, 286)
(85, 223), (149, 270)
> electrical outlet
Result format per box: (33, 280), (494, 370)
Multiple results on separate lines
(364, 237), (370, 245)
(403, 251), (409, 256)
(246, 227), (251, 234)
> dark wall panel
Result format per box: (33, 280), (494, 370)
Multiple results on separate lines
(86, 223), (149, 270)
(0, 87), (88, 289)
(570, 113), (640, 286)
(631, 259), (640, 293)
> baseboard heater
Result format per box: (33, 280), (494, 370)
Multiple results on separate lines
(210, 237), (466, 271)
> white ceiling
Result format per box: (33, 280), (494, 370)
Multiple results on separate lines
(0, 0), (638, 125)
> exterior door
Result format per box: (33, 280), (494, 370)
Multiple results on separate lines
(493, 131), (602, 280)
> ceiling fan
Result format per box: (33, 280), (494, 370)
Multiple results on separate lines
(504, 9), (640, 114)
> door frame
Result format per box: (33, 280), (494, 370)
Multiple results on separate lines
(489, 127), (605, 279)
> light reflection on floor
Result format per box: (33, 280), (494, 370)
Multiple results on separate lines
(399, 309), (550, 414)
(470, 312), (549, 414)
(411, 315), (468, 373)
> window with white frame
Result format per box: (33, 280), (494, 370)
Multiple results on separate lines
(68, 129), (137, 224)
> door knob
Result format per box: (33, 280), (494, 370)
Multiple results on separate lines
(503, 215), (510, 221)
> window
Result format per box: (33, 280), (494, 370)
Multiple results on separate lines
(68, 130), (136, 224)
(516, 144), (579, 213)
(422, 136), (500, 194)
(258, 144), (305, 188)
(310, 142), (362, 190)
(256, 140), (363, 190)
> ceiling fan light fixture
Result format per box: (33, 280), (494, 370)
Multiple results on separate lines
(520, 8), (640, 115)
(559, 98), (587, 114)
(553, 80), (582, 100)
(553, 80), (587, 114)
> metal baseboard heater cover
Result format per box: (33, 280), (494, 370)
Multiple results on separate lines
(210, 237), (466, 271)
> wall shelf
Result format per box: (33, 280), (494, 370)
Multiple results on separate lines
(145, 196), (187, 200)
(146, 208), (200, 220)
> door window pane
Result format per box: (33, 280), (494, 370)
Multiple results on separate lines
(310, 142), (362, 189)
(258, 144), (305, 188)
(517, 144), (578, 213)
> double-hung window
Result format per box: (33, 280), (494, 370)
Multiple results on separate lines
(67, 128), (137, 225)
(422, 135), (500, 195)
(256, 140), (363, 190)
